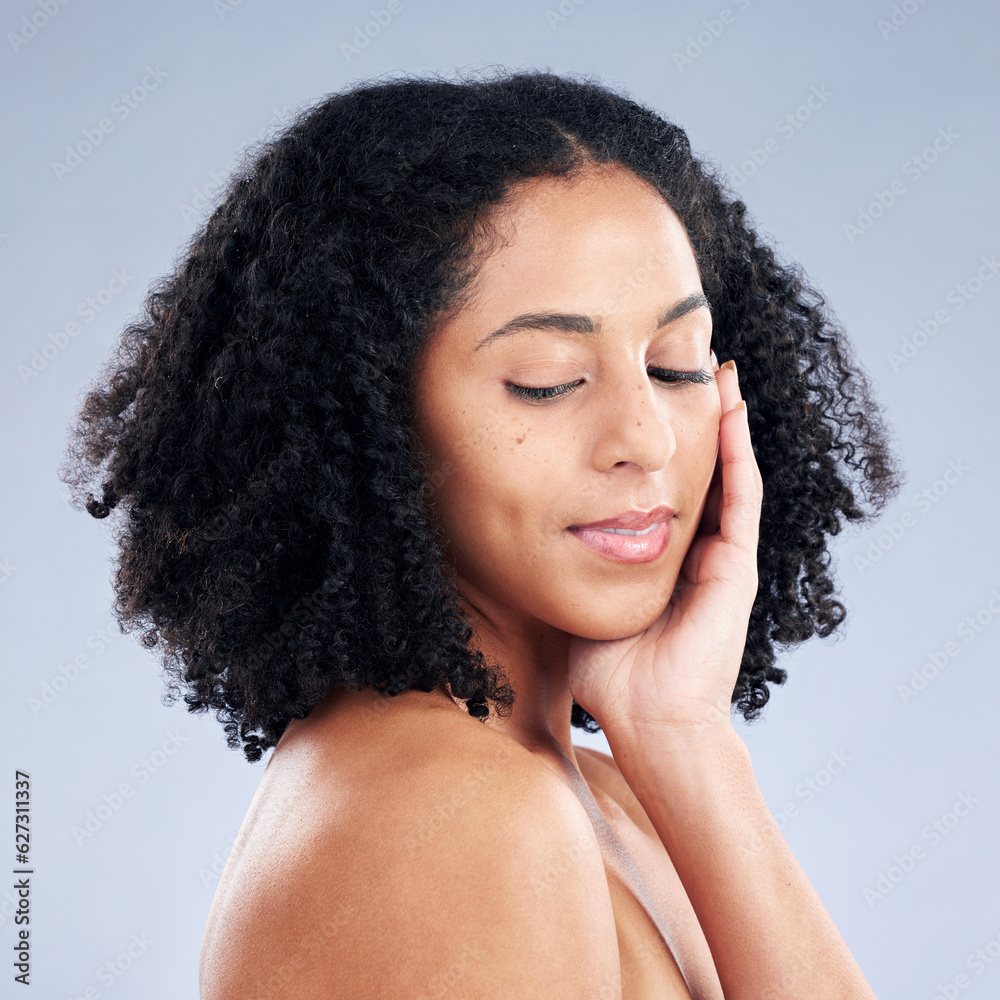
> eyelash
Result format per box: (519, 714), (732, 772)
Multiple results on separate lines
(505, 367), (715, 402)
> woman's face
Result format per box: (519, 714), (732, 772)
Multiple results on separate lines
(411, 164), (721, 642)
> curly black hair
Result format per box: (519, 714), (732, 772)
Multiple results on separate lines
(61, 66), (903, 762)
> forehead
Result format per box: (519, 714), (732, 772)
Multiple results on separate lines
(444, 166), (701, 326)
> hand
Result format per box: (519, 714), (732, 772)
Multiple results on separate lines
(566, 359), (764, 738)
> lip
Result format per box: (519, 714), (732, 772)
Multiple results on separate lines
(570, 505), (676, 532)
(568, 520), (671, 563)
(566, 505), (675, 564)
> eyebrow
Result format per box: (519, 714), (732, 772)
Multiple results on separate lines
(473, 292), (711, 352)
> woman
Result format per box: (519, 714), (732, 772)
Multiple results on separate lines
(62, 68), (899, 998)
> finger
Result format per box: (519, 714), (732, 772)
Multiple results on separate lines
(717, 362), (761, 555)
(716, 357), (740, 412)
(694, 355), (726, 537)
(718, 359), (763, 494)
(697, 445), (723, 537)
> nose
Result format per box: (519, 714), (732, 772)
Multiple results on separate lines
(589, 369), (677, 474)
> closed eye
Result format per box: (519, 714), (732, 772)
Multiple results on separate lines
(505, 367), (715, 402)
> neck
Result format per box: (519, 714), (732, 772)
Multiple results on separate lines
(449, 582), (582, 769)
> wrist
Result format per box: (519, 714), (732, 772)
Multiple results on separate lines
(604, 716), (748, 791)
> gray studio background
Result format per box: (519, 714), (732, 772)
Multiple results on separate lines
(2, 1), (998, 997)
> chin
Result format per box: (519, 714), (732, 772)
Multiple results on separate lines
(551, 587), (672, 642)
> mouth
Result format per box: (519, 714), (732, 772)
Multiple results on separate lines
(580, 523), (661, 536)
(566, 505), (674, 563)
(569, 505), (675, 533)
(567, 519), (672, 564)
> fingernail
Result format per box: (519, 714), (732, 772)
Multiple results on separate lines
(723, 359), (737, 378)
(710, 349), (718, 369)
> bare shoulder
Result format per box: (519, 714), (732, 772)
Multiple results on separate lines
(574, 744), (662, 843)
(200, 689), (620, 999)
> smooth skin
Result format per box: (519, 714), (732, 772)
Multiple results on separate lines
(411, 163), (722, 765)
(200, 163), (878, 999)
(412, 162), (876, 997)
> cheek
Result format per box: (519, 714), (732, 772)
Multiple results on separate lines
(422, 410), (551, 552)
(681, 396), (721, 469)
